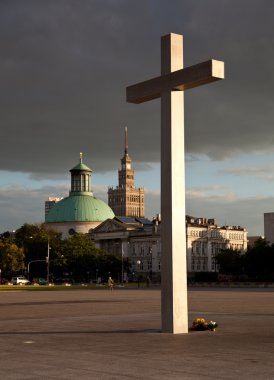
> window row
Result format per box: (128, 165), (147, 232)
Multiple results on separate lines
(189, 229), (245, 240)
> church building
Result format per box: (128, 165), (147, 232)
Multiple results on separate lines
(45, 153), (114, 239)
(108, 128), (145, 217)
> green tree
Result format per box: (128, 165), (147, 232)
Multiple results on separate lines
(0, 240), (24, 276)
(246, 238), (274, 281)
(15, 223), (62, 279)
(215, 249), (246, 277)
(61, 233), (122, 282)
(15, 223), (42, 247)
(13, 225), (124, 282)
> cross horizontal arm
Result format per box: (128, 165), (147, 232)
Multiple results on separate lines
(127, 59), (224, 104)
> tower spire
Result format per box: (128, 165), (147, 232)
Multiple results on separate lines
(108, 127), (145, 217)
(80, 152), (83, 163)
(124, 126), (128, 156)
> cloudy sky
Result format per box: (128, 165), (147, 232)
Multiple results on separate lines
(1, 0), (274, 235)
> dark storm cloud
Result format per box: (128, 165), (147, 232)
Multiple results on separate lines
(184, 0), (274, 159)
(0, 0), (168, 175)
(1, 0), (274, 177)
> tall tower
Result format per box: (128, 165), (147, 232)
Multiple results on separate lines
(108, 127), (145, 217)
(45, 197), (63, 219)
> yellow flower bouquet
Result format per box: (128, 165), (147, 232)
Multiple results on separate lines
(191, 318), (218, 331)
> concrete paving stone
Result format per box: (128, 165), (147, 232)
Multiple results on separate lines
(0, 288), (274, 379)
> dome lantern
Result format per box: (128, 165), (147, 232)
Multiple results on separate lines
(70, 152), (93, 196)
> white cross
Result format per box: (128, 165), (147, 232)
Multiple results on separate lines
(127, 33), (224, 333)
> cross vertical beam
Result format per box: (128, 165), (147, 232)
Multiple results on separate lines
(126, 33), (224, 334)
(161, 34), (187, 333)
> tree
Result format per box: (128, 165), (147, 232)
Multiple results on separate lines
(215, 249), (246, 277)
(60, 233), (122, 282)
(15, 223), (42, 247)
(15, 223), (62, 279)
(216, 238), (274, 281)
(246, 238), (274, 281)
(0, 240), (24, 276)
(12, 225), (123, 282)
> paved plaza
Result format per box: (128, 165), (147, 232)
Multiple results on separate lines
(0, 287), (274, 379)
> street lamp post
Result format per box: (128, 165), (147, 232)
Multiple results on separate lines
(121, 245), (124, 284)
(136, 260), (141, 288)
(46, 238), (50, 284)
(149, 246), (153, 283)
(27, 260), (47, 279)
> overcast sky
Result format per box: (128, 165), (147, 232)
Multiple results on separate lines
(1, 0), (274, 235)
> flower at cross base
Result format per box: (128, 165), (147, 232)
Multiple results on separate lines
(191, 317), (208, 331)
(207, 321), (218, 331)
(191, 318), (218, 331)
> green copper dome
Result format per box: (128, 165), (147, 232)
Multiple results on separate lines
(70, 162), (92, 172)
(45, 194), (114, 223)
(45, 153), (114, 226)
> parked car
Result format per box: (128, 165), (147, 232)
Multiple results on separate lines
(32, 277), (48, 285)
(0, 278), (12, 285)
(11, 276), (30, 285)
(54, 277), (73, 286)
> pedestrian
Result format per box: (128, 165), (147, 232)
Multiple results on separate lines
(108, 276), (114, 291)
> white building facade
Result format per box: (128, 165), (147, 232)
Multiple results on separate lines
(92, 215), (248, 279)
(186, 216), (248, 273)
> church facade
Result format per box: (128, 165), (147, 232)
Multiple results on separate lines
(108, 127), (145, 217)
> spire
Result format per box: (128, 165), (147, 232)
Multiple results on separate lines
(80, 152), (83, 163)
(124, 126), (128, 156)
